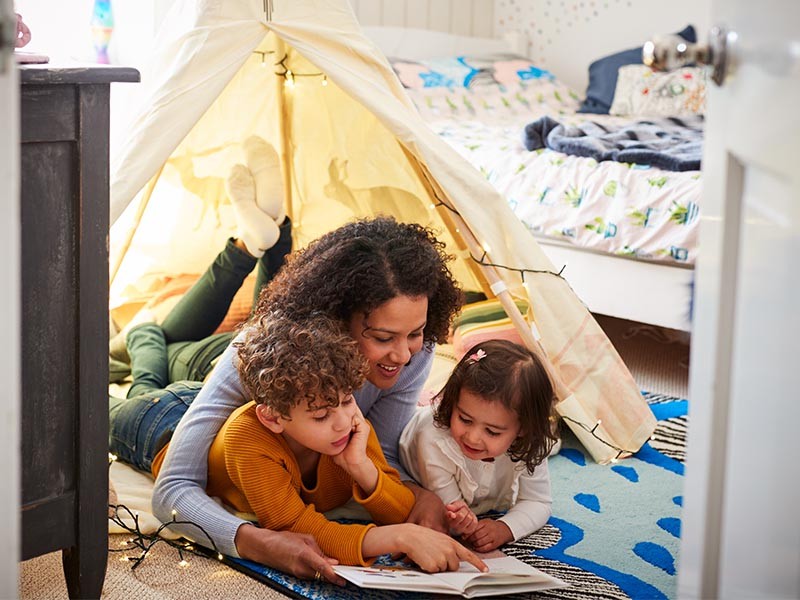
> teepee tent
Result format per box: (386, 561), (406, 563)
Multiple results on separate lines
(109, 0), (656, 464)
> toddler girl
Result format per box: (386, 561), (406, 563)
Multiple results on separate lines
(399, 339), (558, 552)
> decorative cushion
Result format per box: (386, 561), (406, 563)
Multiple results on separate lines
(610, 65), (707, 116)
(390, 55), (553, 89)
(578, 25), (697, 115)
(451, 298), (528, 359)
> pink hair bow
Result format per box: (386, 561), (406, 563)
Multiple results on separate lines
(467, 348), (487, 363)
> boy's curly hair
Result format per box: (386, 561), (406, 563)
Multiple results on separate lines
(254, 217), (463, 344)
(235, 313), (369, 418)
(433, 339), (558, 473)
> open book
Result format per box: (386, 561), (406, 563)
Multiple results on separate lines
(333, 555), (567, 597)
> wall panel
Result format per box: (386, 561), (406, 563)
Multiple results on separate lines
(354, 0), (495, 38)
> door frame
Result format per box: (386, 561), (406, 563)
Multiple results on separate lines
(0, 0), (21, 594)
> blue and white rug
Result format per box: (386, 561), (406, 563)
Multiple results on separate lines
(222, 392), (687, 599)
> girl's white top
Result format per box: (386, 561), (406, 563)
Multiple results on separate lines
(399, 405), (552, 541)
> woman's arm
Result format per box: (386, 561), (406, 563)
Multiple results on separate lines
(151, 343), (249, 555)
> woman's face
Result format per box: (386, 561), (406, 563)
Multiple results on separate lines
(348, 295), (428, 389)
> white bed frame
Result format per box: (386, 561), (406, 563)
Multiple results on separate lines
(360, 18), (694, 333)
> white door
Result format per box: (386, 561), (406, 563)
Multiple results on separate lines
(679, 2), (800, 598)
(0, 0), (20, 595)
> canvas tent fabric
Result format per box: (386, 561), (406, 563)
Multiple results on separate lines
(109, 0), (655, 463)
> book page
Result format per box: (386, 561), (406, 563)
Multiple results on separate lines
(333, 555), (567, 596)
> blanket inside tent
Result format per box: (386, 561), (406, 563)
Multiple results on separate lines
(109, 0), (656, 463)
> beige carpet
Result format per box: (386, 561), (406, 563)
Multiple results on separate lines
(19, 315), (690, 599)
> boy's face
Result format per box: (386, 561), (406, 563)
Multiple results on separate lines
(278, 392), (359, 455)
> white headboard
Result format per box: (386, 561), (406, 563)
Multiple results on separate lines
(350, 0), (495, 39)
(361, 26), (526, 60)
(350, 0), (712, 92)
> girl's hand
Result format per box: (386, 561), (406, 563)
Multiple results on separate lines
(397, 524), (488, 573)
(445, 500), (478, 537)
(463, 519), (514, 553)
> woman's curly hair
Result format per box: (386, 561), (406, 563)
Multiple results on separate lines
(254, 217), (463, 344)
(433, 339), (558, 473)
(235, 313), (369, 418)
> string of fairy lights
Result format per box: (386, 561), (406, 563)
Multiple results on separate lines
(108, 454), (225, 570)
(253, 51), (328, 87)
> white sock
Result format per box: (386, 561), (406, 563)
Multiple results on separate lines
(226, 164), (280, 258)
(244, 136), (286, 224)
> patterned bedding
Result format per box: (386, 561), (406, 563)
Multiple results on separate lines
(405, 79), (702, 265)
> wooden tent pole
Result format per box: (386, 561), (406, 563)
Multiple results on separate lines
(109, 163), (165, 287)
(273, 36), (294, 227)
(437, 204), (572, 401)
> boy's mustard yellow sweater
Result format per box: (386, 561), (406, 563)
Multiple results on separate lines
(195, 402), (414, 565)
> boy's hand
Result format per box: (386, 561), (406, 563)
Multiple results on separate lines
(333, 404), (378, 495)
(445, 500), (478, 537)
(333, 404), (370, 471)
(463, 519), (514, 553)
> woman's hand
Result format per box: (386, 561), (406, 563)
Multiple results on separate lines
(234, 523), (345, 585)
(463, 519), (514, 553)
(333, 404), (378, 494)
(404, 483), (448, 533)
(445, 500), (478, 537)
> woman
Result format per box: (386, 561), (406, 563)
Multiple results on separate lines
(146, 215), (463, 580)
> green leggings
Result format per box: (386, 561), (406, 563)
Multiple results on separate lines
(129, 220), (292, 383)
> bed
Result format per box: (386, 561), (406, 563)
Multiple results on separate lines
(361, 24), (701, 333)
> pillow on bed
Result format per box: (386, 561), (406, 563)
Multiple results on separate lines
(451, 298), (528, 359)
(578, 24), (697, 114)
(610, 65), (707, 117)
(390, 55), (553, 89)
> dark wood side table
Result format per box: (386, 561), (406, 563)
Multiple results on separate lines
(19, 65), (139, 599)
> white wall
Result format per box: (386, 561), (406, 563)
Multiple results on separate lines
(495, 0), (712, 93)
(14, 0), (95, 61)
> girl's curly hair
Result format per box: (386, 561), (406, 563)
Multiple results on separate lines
(254, 217), (463, 344)
(433, 339), (558, 473)
(235, 313), (369, 418)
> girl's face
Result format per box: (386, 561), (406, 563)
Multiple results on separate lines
(348, 295), (428, 390)
(449, 389), (521, 461)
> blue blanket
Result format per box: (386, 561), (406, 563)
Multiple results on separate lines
(523, 115), (704, 171)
